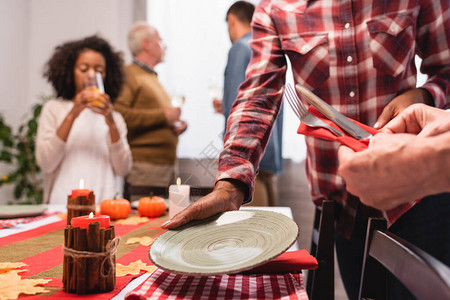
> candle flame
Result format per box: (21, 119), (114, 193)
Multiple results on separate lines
(79, 178), (85, 189)
(89, 212), (94, 218)
(176, 177), (181, 185)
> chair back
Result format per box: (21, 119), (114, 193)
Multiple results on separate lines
(307, 200), (335, 300)
(359, 218), (450, 300)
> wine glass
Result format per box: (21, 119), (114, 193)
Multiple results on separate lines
(209, 85), (223, 114)
(171, 95), (185, 108)
(208, 85), (223, 100)
(170, 92), (185, 128)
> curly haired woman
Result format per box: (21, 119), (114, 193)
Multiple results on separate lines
(36, 35), (132, 204)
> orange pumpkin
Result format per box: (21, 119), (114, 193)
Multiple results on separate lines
(100, 197), (131, 220)
(138, 196), (166, 217)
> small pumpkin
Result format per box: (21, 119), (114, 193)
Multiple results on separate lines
(138, 195), (166, 217)
(100, 195), (131, 220)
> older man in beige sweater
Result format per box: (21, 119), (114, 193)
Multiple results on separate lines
(114, 22), (187, 193)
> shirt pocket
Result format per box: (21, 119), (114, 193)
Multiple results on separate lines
(366, 10), (415, 77)
(280, 33), (330, 90)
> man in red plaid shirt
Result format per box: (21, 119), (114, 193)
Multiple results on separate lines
(165, 0), (450, 298)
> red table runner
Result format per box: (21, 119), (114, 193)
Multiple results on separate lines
(0, 214), (166, 299)
(1, 212), (315, 299)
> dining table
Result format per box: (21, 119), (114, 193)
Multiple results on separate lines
(0, 204), (315, 300)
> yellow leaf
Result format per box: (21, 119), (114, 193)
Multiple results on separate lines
(0, 270), (51, 300)
(126, 236), (154, 247)
(0, 262), (27, 275)
(115, 216), (149, 225)
(116, 259), (156, 277)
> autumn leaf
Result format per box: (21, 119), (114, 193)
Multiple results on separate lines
(0, 270), (51, 300)
(57, 212), (67, 220)
(115, 216), (150, 225)
(116, 260), (156, 277)
(126, 236), (154, 247)
(0, 262), (27, 275)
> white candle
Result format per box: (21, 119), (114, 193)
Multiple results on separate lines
(169, 177), (190, 219)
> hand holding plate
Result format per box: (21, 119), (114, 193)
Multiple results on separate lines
(162, 180), (245, 229)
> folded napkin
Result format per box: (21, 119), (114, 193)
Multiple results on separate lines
(240, 249), (318, 274)
(297, 106), (379, 151)
(298, 107), (422, 225)
(126, 268), (309, 300)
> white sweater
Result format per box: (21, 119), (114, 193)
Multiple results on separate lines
(36, 99), (132, 204)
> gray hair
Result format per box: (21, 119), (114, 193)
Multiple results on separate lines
(127, 21), (157, 56)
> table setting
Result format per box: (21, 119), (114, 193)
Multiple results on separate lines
(0, 181), (317, 300)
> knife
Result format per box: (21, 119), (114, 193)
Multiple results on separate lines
(295, 84), (372, 140)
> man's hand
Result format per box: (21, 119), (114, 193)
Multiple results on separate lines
(374, 88), (433, 129)
(173, 120), (188, 135)
(383, 103), (450, 137)
(162, 180), (246, 229)
(338, 133), (432, 211)
(164, 107), (181, 125)
(213, 98), (223, 114)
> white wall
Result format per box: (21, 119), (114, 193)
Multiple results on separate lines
(0, 0), (140, 203)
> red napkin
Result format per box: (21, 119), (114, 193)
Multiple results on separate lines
(299, 107), (422, 222)
(297, 106), (378, 151)
(240, 249), (318, 274)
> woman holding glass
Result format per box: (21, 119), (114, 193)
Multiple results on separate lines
(36, 35), (132, 204)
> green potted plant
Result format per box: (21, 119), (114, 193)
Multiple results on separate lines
(0, 95), (50, 204)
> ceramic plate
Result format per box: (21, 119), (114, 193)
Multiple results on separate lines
(149, 209), (299, 275)
(0, 205), (47, 219)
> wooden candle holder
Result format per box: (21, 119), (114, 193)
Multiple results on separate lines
(67, 191), (96, 225)
(63, 222), (118, 294)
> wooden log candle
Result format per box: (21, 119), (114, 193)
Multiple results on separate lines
(66, 190), (96, 225)
(62, 222), (118, 294)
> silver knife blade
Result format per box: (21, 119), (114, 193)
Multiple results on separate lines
(295, 84), (372, 140)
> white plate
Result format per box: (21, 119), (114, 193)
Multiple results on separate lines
(149, 209), (299, 275)
(0, 205), (47, 219)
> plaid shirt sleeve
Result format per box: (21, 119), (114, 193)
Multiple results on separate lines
(216, 0), (287, 202)
(416, 0), (450, 108)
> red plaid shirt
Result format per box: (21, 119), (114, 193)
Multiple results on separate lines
(217, 0), (450, 238)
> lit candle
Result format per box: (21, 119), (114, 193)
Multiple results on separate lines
(169, 177), (190, 219)
(71, 212), (110, 229)
(71, 179), (90, 198)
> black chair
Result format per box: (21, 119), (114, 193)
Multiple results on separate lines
(359, 218), (450, 300)
(307, 200), (335, 300)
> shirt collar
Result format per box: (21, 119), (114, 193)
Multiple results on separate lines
(133, 59), (157, 75)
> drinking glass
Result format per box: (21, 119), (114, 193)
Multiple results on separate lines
(171, 95), (185, 108)
(83, 72), (105, 108)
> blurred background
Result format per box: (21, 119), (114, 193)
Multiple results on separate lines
(0, 0), (308, 203)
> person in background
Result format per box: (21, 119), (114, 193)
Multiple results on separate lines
(114, 22), (187, 197)
(165, 1), (450, 299)
(213, 1), (283, 206)
(339, 104), (450, 211)
(36, 35), (132, 204)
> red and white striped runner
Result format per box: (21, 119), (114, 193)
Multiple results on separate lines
(126, 268), (309, 300)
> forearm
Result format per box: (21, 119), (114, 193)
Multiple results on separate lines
(56, 111), (77, 142)
(424, 131), (450, 195)
(109, 114), (132, 176)
(113, 103), (167, 130)
(106, 118), (120, 143)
